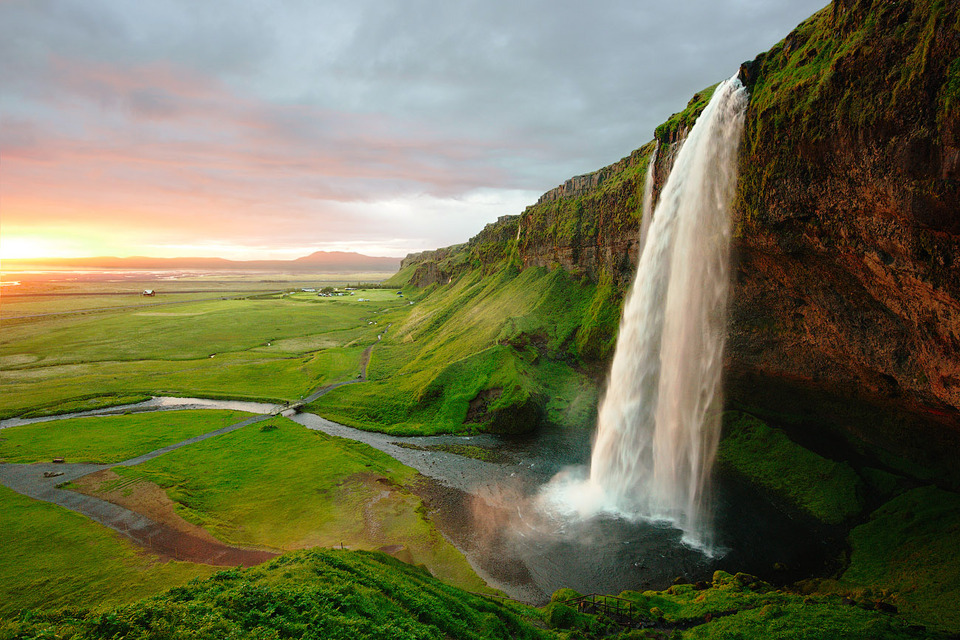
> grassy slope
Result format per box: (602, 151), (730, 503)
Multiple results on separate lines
(0, 485), (216, 616)
(308, 266), (610, 435)
(0, 549), (557, 640)
(0, 409), (250, 464)
(718, 412), (865, 524)
(615, 571), (928, 640)
(826, 486), (960, 633)
(112, 416), (487, 592)
(0, 292), (405, 418)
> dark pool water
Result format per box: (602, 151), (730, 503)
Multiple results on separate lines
(294, 413), (837, 603)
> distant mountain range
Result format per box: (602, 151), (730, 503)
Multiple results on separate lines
(2, 251), (402, 273)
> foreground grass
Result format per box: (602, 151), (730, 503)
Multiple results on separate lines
(112, 417), (487, 592)
(544, 571), (935, 639)
(0, 548), (555, 640)
(0, 485), (215, 616)
(814, 485), (960, 634)
(0, 410), (251, 464)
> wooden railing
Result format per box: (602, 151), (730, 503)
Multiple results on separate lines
(561, 593), (648, 627)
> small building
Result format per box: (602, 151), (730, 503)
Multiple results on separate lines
(141, 289), (156, 297)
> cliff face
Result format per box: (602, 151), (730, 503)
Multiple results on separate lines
(729, 0), (960, 440)
(397, 0), (960, 467)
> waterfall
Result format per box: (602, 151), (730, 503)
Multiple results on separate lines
(637, 140), (659, 256)
(588, 76), (747, 550)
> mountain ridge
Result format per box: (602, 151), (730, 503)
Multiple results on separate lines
(2, 250), (402, 273)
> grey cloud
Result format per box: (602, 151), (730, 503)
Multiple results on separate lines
(1, 0), (829, 255)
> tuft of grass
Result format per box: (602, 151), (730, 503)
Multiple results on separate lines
(0, 548), (556, 640)
(0, 410), (251, 464)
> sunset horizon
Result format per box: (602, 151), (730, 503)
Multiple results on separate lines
(0, 0), (822, 270)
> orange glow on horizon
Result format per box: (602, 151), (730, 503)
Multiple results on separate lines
(0, 232), (104, 261)
(0, 235), (59, 260)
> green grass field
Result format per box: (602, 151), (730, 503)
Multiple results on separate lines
(0, 410), (251, 464)
(111, 416), (488, 592)
(0, 287), (409, 418)
(308, 266), (613, 435)
(0, 485), (216, 616)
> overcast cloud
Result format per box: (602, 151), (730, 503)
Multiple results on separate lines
(0, 0), (828, 259)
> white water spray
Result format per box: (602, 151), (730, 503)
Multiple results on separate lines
(545, 76), (747, 551)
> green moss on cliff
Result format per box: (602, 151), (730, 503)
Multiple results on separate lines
(654, 84), (719, 142)
(738, 0), (960, 229)
(719, 412), (866, 524)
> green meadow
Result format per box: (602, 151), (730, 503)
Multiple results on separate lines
(110, 416), (487, 592)
(0, 484), (216, 616)
(308, 266), (611, 435)
(0, 409), (250, 464)
(0, 277), (474, 616)
(0, 287), (408, 418)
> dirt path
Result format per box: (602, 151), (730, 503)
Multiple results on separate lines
(0, 414), (279, 567)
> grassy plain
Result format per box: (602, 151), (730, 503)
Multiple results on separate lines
(0, 485), (216, 616)
(0, 279), (408, 418)
(0, 410), (250, 464)
(110, 416), (488, 592)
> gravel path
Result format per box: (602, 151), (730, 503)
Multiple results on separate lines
(0, 412), (279, 565)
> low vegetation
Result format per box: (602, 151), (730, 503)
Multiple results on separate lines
(818, 485), (960, 634)
(0, 410), (250, 464)
(308, 266), (608, 435)
(0, 485), (215, 617)
(0, 289), (404, 418)
(718, 412), (865, 524)
(110, 417), (487, 591)
(0, 549), (556, 640)
(17, 393), (153, 419)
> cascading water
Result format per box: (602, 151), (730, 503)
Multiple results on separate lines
(590, 75), (747, 549)
(637, 140), (659, 255)
(540, 75), (747, 553)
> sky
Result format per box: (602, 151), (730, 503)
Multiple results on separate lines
(0, 0), (828, 261)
